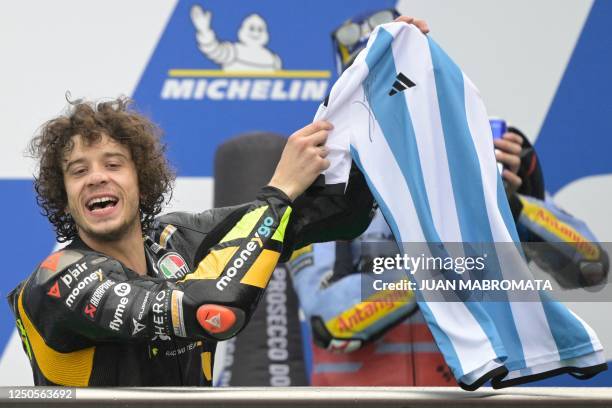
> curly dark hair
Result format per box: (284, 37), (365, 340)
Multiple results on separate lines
(28, 96), (175, 242)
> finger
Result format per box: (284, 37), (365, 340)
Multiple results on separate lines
(412, 18), (430, 34)
(320, 158), (331, 171)
(395, 16), (430, 34)
(503, 132), (524, 145)
(495, 150), (520, 173)
(293, 121), (333, 138)
(318, 145), (330, 158)
(395, 16), (415, 24)
(502, 170), (522, 189)
(307, 129), (330, 146)
(493, 138), (522, 155)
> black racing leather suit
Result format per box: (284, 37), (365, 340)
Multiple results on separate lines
(8, 187), (296, 386)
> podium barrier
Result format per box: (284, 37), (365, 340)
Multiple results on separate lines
(1, 387), (611, 408)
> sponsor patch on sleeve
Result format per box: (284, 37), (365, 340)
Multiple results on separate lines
(171, 290), (187, 338)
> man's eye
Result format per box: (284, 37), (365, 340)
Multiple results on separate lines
(72, 168), (87, 176)
(107, 162), (121, 169)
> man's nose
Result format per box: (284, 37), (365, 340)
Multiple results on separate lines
(86, 166), (110, 187)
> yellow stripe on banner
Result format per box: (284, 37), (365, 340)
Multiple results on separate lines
(182, 246), (239, 281)
(240, 249), (281, 288)
(271, 207), (292, 242)
(201, 352), (212, 381)
(519, 197), (600, 260)
(168, 69), (331, 79)
(221, 206), (268, 244)
(17, 287), (95, 386)
(325, 289), (415, 338)
(159, 224), (177, 248)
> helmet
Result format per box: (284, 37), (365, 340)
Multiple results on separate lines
(332, 8), (400, 75)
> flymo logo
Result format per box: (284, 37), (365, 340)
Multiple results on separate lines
(216, 216), (273, 291)
(160, 4), (330, 102)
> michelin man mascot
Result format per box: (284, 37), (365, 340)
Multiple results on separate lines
(191, 5), (282, 71)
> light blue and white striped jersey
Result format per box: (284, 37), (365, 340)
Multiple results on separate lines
(315, 22), (606, 390)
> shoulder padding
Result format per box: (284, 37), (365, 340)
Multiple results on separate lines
(33, 250), (88, 286)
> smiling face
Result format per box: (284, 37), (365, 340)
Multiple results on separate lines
(238, 14), (269, 46)
(63, 133), (141, 243)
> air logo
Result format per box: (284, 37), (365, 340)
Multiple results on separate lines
(216, 216), (273, 291)
(388, 72), (415, 96)
(60, 262), (88, 288)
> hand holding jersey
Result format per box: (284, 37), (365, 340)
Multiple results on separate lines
(268, 120), (332, 201)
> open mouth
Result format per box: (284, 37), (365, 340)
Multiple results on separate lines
(86, 196), (119, 214)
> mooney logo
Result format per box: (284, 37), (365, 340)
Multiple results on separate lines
(160, 4), (329, 102)
(215, 216), (272, 291)
(388, 72), (416, 96)
(65, 270), (104, 308)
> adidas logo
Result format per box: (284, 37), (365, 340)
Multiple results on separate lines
(388, 72), (416, 96)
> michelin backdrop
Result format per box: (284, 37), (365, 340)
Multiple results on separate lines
(1, 0), (610, 386)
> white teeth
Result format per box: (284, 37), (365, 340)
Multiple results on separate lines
(86, 196), (118, 207)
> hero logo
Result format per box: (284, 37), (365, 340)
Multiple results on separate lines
(160, 5), (329, 102)
(65, 270), (104, 308)
(109, 283), (131, 331)
(152, 290), (171, 341)
(216, 216), (273, 291)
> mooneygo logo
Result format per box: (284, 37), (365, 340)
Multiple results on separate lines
(216, 216), (274, 291)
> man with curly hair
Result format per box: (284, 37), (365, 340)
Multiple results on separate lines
(7, 96), (360, 386)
